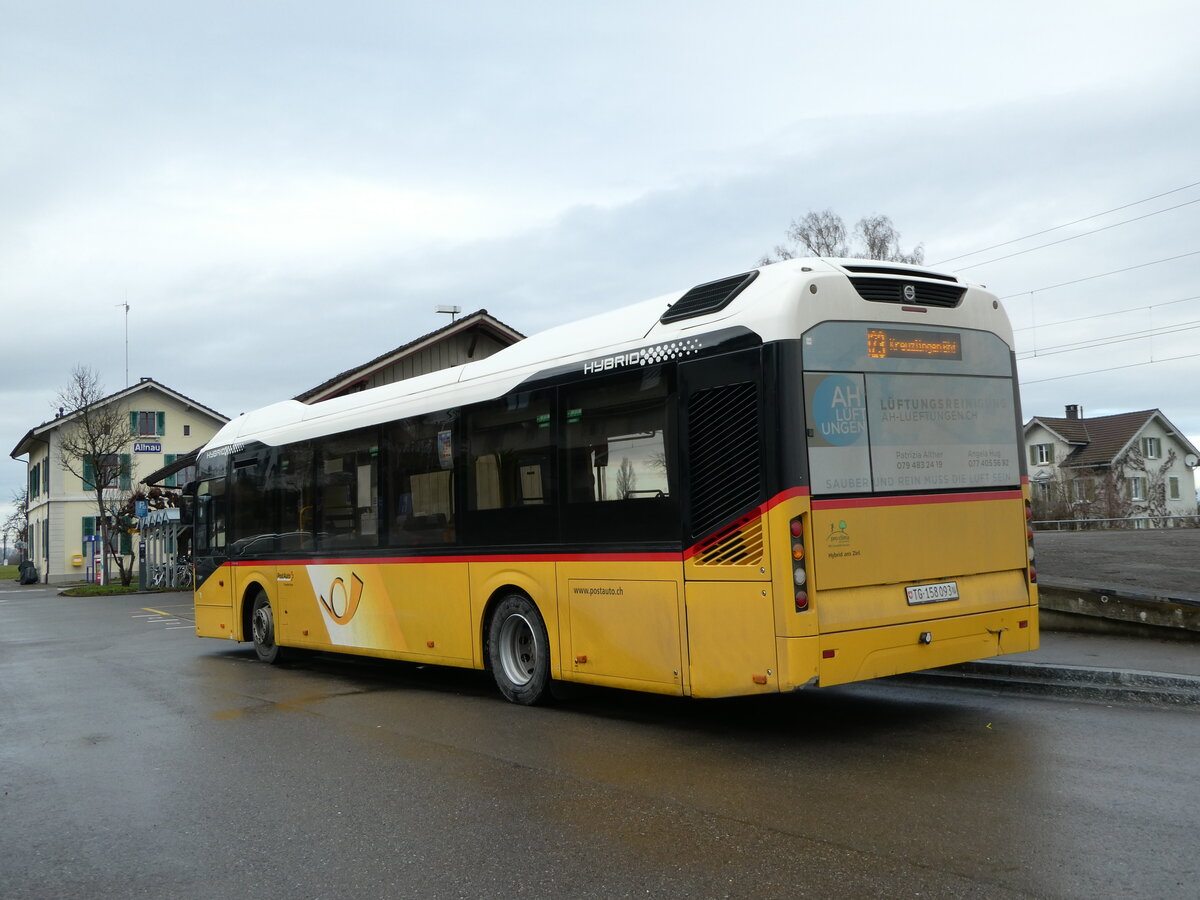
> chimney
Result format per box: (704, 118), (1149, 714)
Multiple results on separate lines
(1065, 404), (1081, 420)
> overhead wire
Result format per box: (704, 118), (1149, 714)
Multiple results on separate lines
(933, 179), (1200, 266)
(934, 181), (1200, 387)
(954, 197), (1200, 271)
(1012, 293), (1200, 333)
(1016, 319), (1200, 359)
(999, 250), (1200, 299)
(1021, 351), (1200, 384)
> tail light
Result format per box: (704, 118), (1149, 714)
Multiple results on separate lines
(1025, 500), (1037, 583)
(791, 515), (810, 611)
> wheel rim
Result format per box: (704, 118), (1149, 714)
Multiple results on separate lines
(497, 613), (536, 686)
(252, 603), (273, 648)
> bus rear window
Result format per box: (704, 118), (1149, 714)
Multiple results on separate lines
(804, 371), (1019, 495)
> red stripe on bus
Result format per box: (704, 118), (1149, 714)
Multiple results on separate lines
(811, 489), (1023, 510)
(765, 486), (810, 510)
(681, 486), (811, 560)
(228, 551), (683, 568)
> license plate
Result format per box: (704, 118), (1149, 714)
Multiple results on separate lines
(905, 581), (960, 605)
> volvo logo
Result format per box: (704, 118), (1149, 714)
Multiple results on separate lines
(902, 284), (917, 301)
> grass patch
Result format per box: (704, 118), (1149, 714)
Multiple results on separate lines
(0, 565), (17, 581)
(60, 582), (191, 596)
(61, 582), (144, 597)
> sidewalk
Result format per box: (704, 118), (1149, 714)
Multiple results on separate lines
(939, 529), (1200, 704)
(1013, 627), (1200, 678)
(910, 611), (1200, 706)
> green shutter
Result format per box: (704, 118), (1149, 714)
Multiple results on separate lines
(120, 531), (132, 555)
(164, 453), (178, 488)
(1047, 445), (1055, 463)
(119, 454), (132, 490)
(43, 461), (49, 493)
(82, 516), (95, 537)
(83, 459), (95, 492)
(156, 411), (166, 436)
(130, 411), (139, 435)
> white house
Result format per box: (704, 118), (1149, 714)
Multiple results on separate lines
(1023, 404), (1200, 525)
(10, 378), (228, 584)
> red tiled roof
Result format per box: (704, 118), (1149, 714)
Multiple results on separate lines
(1030, 410), (1162, 469)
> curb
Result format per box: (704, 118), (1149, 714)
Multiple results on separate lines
(900, 660), (1200, 707)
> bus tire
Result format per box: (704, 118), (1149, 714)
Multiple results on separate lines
(487, 593), (551, 705)
(250, 590), (286, 665)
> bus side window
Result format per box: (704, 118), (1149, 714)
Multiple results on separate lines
(229, 449), (273, 556)
(315, 428), (380, 550)
(565, 368), (671, 503)
(562, 367), (680, 544)
(467, 392), (555, 511)
(271, 444), (314, 552)
(196, 479), (226, 553)
(384, 413), (458, 548)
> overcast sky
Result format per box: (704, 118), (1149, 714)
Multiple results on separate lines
(5, 0), (1200, 526)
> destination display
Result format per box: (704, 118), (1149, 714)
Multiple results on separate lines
(866, 328), (962, 360)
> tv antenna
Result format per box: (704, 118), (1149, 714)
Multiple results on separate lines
(435, 304), (462, 322)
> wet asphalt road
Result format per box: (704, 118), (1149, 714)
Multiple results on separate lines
(2, 584), (1197, 899)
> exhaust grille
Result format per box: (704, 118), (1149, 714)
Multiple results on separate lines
(660, 271), (759, 324)
(850, 276), (966, 308)
(687, 381), (762, 537)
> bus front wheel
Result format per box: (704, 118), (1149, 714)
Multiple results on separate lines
(250, 591), (285, 664)
(487, 594), (550, 705)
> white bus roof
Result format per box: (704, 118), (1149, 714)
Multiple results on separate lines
(202, 258), (1007, 453)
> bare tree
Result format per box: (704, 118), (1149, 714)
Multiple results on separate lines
(855, 214), (925, 264)
(1030, 472), (1074, 523)
(4, 488), (29, 560)
(55, 366), (136, 585)
(615, 457), (637, 500)
(760, 209), (924, 265)
(1125, 447), (1178, 526)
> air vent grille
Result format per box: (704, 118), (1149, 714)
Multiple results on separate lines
(850, 277), (966, 308)
(687, 381), (762, 537)
(660, 271), (759, 324)
(693, 514), (765, 566)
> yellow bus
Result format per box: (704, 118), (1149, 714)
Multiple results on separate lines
(189, 258), (1038, 703)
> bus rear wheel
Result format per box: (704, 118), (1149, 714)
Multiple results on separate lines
(487, 594), (550, 705)
(250, 591), (285, 664)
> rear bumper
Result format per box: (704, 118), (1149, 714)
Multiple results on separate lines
(780, 606), (1039, 688)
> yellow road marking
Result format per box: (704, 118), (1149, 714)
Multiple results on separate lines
(142, 607), (170, 616)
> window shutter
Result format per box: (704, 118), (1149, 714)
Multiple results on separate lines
(82, 516), (95, 537)
(83, 459), (95, 492)
(164, 454), (177, 488)
(119, 454), (132, 490)
(130, 412), (139, 435)
(1047, 445), (1055, 463)
(157, 411), (166, 436)
(1028, 446), (1037, 465)
(120, 531), (132, 555)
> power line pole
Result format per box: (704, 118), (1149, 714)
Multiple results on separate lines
(117, 301), (130, 386)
